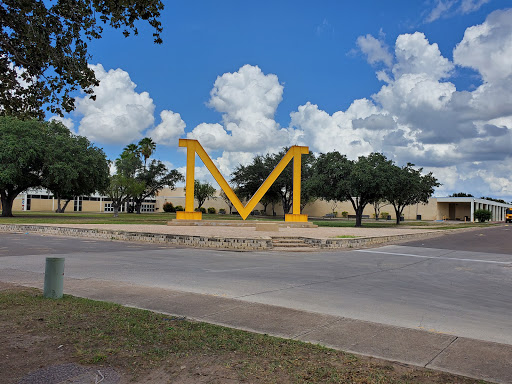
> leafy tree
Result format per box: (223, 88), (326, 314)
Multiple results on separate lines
(370, 199), (388, 221)
(123, 143), (141, 156)
(194, 180), (216, 209)
(0, 0), (164, 119)
(133, 160), (183, 214)
(260, 192), (281, 215)
(103, 174), (144, 217)
(309, 152), (392, 227)
(138, 137), (156, 169)
(0, 116), (108, 217)
(474, 209), (492, 222)
(115, 148), (143, 179)
(450, 192), (474, 197)
(385, 163), (440, 225)
(45, 135), (109, 213)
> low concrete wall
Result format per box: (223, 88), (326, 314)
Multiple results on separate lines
(0, 224), (448, 251)
(302, 231), (444, 249)
(0, 224), (272, 250)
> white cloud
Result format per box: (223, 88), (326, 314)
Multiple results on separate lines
(459, 0), (490, 13)
(426, 1), (457, 23)
(146, 110), (186, 146)
(187, 64), (290, 152)
(75, 64), (155, 144)
(453, 9), (512, 83)
(393, 32), (454, 80)
(356, 34), (393, 67)
(425, 0), (490, 22)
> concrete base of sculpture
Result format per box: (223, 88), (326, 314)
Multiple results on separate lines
(285, 213), (308, 222)
(168, 219), (317, 228)
(176, 211), (202, 220)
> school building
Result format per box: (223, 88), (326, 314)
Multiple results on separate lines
(6, 188), (510, 222)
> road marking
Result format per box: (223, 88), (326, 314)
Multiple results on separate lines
(355, 250), (512, 265)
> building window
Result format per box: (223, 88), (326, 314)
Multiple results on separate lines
(104, 203), (124, 212)
(140, 203), (155, 213)
(74, 197), (82, 212)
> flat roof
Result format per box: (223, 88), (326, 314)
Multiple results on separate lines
(436, 197), (510, 208)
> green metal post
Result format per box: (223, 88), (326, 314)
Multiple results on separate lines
(43, 257), (65, 299)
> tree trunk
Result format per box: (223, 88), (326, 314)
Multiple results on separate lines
(355, 206), (364, 227)
(113, 204), (119, 217)
(0, 194), (15, 217)
(281, 194), (292, 219)
(57, 199), (71, 213)
(135, 202), (141, 214)
(395, 207), (402, 225)
(56, 196), (62, 213)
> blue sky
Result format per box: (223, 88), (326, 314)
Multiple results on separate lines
(52, 0), (512, 201)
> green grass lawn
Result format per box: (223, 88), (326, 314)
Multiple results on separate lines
(0, 286), (487, 384)
(0, 211), (499, 230)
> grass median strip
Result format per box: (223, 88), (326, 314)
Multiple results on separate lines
(0, 286), (487, 383)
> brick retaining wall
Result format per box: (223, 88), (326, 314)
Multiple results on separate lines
(0, 224), (451, 251)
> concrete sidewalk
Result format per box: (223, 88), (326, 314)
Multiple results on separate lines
(2, 269), (511, 384)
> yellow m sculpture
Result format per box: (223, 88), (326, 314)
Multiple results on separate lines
(176, 139), (309, 222)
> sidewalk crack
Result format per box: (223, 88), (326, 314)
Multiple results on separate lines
(424, 336), (458, 368)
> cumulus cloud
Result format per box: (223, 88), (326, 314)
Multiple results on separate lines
(187, 64), (289, 152)
(393, 32), (454, 80)
(74, 64), (155, 144)
(356, 34), (393, 67)
(453, 9), (512, 83)
(146, 110), (186, 146)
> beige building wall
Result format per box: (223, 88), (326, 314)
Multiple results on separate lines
(156, 187), (439, 220)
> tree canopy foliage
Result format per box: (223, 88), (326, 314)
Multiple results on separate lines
(0, 116), (108, 216)
(385, 163), (440, 224)
(104, 139), (183, 216)
(194, 180), (216, 210)
(0, 0), (164, 119)
(231, 148), (316, 217)
(309, 152), (394, 227)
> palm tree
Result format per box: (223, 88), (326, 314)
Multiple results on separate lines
(138, 137), (156, 169)
(123, 143), (140, 155)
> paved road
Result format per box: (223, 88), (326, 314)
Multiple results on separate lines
(1, 226), (511, 345)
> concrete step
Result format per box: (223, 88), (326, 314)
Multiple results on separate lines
(271, 246), (315, 252)
(271, 237), (314, 249)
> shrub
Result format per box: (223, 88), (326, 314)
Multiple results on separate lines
(219, 208), (226, 214)
(341, 211), (348, 218)
(195, 207), (206, 213)
(162, 202), (175, 213)
(207, 207), (216, 214)
(332, 211), (338, 217)
(175, 205), (184, 211)
(380, 211), (389, 219)
(474, 209), (492, 222)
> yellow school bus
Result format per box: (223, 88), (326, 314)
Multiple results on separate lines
(507, 208), (512, 223)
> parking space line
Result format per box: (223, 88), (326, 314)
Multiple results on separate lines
(355, 249), (512, 265)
